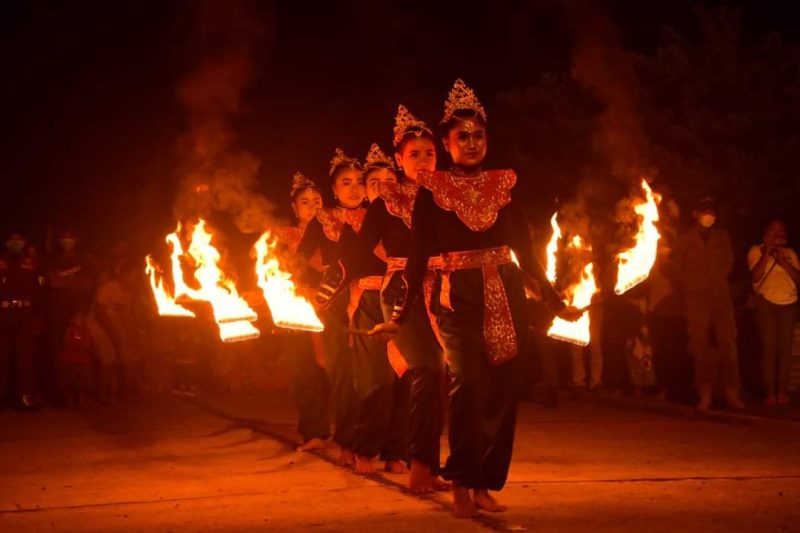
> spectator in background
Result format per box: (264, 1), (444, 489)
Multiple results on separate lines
(87, 265), (139, 402)
(648, 246), (691, 403)
(0, 231), (44, 409)
(748, 220), (799, 406)
(58, 310), (93, 407)
(675, 197), (744, 411)
(570, 307), (603, 390)
(48, 228), (95, 401)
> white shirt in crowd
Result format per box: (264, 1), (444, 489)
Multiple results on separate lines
(747, 246), (799, 305)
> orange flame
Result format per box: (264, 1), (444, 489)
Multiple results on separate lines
(147, 220), (260, 343)
(545, 212), (561, 283)
(545, 216), (598, 347)
(144, 255), (195, 318)
(614, 179), (661, 295)
(254, 232), (324, 333)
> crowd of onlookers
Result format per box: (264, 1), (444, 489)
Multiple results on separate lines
(0, 228), (152, 409)
(0, 226), (292, 412)
(550, 197), (799, 411)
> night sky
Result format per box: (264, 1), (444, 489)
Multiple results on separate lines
(2, 0), (798, 251)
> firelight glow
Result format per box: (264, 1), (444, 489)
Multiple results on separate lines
(146, 220), (260, 343)
(545, 215), (598, 347)
(254, 231), (324, 333)
(614, 179), (661, 295)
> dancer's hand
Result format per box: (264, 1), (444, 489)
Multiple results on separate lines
(523, 278), (543, 302)
(368, 321), (400, 338)
(557, 306), (584, 322)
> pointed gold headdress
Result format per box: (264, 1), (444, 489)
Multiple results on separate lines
(364, 143), (395, 170)
(441, 78), (487, 124)
(393, 104), (433, 147)
(290, 171), (317, 198)
(329, 148), (362, 176)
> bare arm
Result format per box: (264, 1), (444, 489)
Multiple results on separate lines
(776, 249), (800, 284)
(749, 245), (772, 283)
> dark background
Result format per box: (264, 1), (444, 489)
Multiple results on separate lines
(2, 0), (799, 256)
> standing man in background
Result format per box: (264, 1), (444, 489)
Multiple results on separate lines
(675, 197), (744, 411)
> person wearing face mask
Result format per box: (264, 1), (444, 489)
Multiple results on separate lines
(47, 228), (95, 403)
(747, 219), (799, 406)
(674, 197), (743, 411)
(0, 232), (45, 409)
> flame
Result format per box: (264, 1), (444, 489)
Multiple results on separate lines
(545, 217), (599, 347)
(144, 255), (195, 318)
(254, 231), (324, 333)
(547, 261), (598, 347)
(146, 220), (260, 343)
(545, 213), (561, 283)
(614, 179), (661, 295)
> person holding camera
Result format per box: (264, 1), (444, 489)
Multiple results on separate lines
(748, 219), (800, 406)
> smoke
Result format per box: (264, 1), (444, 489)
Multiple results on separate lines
(567, 0), (654, 183)
(554, 0), (673, 274)
(173, 0), (274, 234)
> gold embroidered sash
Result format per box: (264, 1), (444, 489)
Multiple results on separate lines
(439, 246), (518, 364)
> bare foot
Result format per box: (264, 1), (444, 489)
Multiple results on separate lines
(432, 476), (451, 491)
(338, 448), (355, 467)
(385, 460), (409, 474)
(409, 461), (451, 493)
(354, 454), (377, 474)
(452, 486), (478, 518)
(409, 460), (434, 493)
(297, 437), (327, 452)
(473, 490), (508, 513)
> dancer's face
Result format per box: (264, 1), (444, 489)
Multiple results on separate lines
(332, 167), (366, 209)
(292, 188), (323, 225)
(444, 117), (487, 169)
(365, 168), (398, 202)
(394, 137), (436, 181)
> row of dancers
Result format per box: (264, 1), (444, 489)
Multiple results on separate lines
(273, 79), (579, 518)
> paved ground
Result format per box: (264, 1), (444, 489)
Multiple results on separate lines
(0, 392), (798, 532)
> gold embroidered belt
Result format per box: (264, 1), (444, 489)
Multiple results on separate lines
(385, 256), (444, 273)
(347, 275), (384, 322)
(381, 256), (447, 351)
(439, 246), (518, 365)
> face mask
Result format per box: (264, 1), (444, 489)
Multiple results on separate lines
(699, 214), (716, 228)
(59, 238), (77, 251)
(6, 239), (25, 254)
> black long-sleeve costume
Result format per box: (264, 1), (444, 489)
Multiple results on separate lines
(394, 168), (564, 490)
(400, 187), (563, 321)
(333, 208), (409, 462)
(335, 183), (446, 472)
(295, 206), (366, 450)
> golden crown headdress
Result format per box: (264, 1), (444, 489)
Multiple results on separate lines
(364, 143), (395, 170)
(328, 148), (362, 176)
(441, 78), (487, 124)
(393, 104), (433, 147)
(290, 171), (318, 198)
